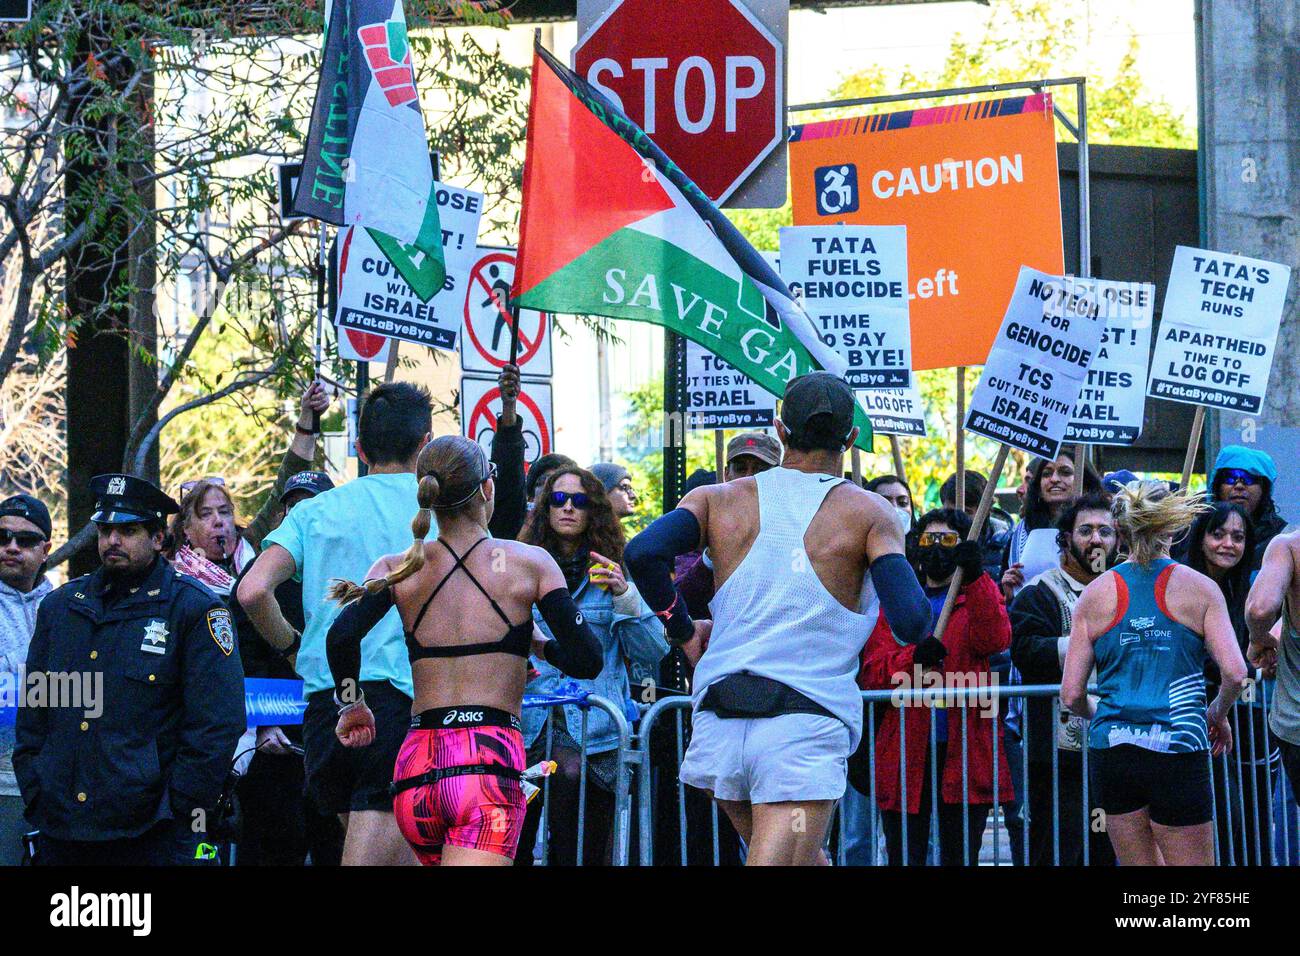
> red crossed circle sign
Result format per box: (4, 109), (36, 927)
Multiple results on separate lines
(574, 0), (783, 203)
(466, 385), (552, 464)
(463, 251), (549, 370)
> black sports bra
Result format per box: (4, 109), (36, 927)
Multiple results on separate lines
(404, 537), (533, 662)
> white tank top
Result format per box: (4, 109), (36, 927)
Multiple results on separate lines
(693, 467), (880, 749)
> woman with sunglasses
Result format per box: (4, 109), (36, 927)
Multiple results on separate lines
(1202, 446), (1287, 571)
(860, 507), (1014, 865)
(515, 466), (668, 864)
(323, 436), (602, 866)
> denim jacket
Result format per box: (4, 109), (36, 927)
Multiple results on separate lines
(523, 576), (667, 754)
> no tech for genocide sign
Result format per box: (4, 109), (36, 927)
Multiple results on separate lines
(779, 225), (912, 389)
(1147, 246), (1291, 414)
(1064, 279), (1155, 446)
(966, 267), (1106, 459)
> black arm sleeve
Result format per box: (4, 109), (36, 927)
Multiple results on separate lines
(625, 508), (701, 645)
(537, 588), (603, 679)
(326, 588), (395, 694)
(488, 417), (527, 541)
(869, 552), (930, 646)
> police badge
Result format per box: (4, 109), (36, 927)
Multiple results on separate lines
(207, 608), (236, 656)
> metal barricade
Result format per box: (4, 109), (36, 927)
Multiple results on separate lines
(522, 690), (636, 866)
(632, 684), (1296, 866)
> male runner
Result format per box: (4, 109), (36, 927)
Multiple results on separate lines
(1246, 529), (1300, 806)
(626, 372), (931, 865)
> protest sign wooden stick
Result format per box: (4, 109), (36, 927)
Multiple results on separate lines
(383, 341), (401, 383)
(1181, 405), (1206, 491)
(850, 447), (863, 484)
(715, 430), (726, 483)
(933, 443), (1010, 642)
(1073, 443), (1086, 496)
(889, 435), (906, 486)
(955, 367), (967, 512)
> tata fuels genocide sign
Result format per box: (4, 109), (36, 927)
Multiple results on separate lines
(574, 0), (785, 205)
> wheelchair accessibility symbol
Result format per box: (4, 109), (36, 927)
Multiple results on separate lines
(815, 164), (859, 216)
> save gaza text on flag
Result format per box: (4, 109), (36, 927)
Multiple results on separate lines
(511, 42), (874, 450)
(293, 0), (445, 302)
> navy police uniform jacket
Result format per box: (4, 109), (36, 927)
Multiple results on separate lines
(13, 557), (246, 841)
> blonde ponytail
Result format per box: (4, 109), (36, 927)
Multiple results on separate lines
(1112, 479), (1211, 565)
(329, 472), (439, 606)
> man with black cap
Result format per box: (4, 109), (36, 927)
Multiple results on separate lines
(627, 372), (931, 865)
(13, 474), (245, 865)
(0, 494), (53, 865)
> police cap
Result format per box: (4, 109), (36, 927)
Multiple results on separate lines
(90, 474), (180, 525)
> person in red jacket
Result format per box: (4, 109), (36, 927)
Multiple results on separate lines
(860, 507), (1014, 866)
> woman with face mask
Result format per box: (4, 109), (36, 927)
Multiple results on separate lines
(859, 507), (1014, 866)
(866, 474), (916, 535)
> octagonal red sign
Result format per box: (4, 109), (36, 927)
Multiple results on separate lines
(573, 0), (784, 204)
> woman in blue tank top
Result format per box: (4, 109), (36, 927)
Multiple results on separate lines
(1062, 480), (1248, 865)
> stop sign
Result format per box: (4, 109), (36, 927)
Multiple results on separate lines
(574, 0), (784, 204)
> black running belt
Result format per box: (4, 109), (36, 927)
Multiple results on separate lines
(390, 763), (522, 797)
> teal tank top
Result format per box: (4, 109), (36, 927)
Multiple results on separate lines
(1088, 559), (1209, 753)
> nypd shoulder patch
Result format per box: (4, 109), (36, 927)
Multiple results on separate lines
(206, 608), (236, 656)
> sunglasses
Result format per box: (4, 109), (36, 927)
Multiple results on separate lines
(550, 491), (591, 510)
(1220, 469), (1260, 487)
(0, 529), (46, 548)
(918, 531), (961, 548)
(180, 476), (226, 496)
(1074, 524), (1116, 540)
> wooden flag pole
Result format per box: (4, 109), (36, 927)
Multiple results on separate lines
(889, 435), (906, 486)
(508, 300), (521, 367)
(955, 367), (967, 512)
(1181, 405), (1207, 491)
(1072, 442), (1086, 496)
(313, 223), (327, 432)
(850, 447), (863, 485)
(715, 429), (726, 483)
(932, 443), (1011, 641)
(383, 341), (401, 383)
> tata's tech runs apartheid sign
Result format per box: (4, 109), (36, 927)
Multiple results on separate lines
(779, 225), (911, 389)
(334, 182), (484, 351)
(966, 267), (1107, 460)
(789, 94), (1064, 370)
(1147, 246), (1292, 415)
(1064, 279), (1155, 446)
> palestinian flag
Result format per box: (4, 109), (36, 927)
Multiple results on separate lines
(293, 0), (444, 301)
(512, 42), (872, 450)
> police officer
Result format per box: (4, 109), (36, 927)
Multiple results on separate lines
(13, 474), (245, 865)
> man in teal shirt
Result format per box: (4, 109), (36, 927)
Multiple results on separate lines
(238, 382), (433, 866)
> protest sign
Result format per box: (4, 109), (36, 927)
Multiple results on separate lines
(965, 267), (1106, 459)
(686, 339), (777, 429)
(335, 182), (483, 351)
(1064, 279), (1155, 445)
(779, 225), (911, 388)
(1147, 246), (1291, 414)
(856, 382), (926, 438)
